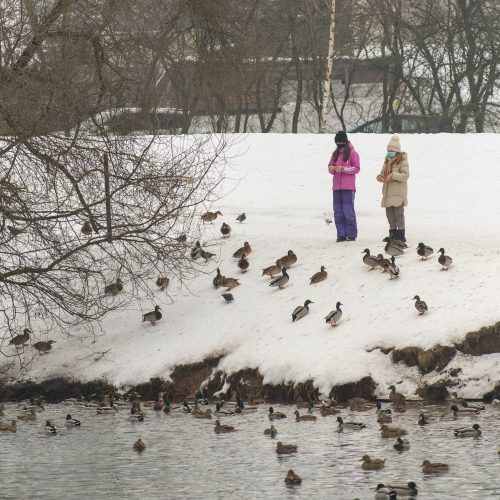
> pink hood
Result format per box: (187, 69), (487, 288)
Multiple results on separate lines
(327, 142), (360, 191)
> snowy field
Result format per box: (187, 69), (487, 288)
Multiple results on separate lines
(4, 133), (500, 398)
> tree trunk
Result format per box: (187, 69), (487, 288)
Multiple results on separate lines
(320, 0), (336, 134)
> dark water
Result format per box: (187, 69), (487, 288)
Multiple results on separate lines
(1, 402), (499, 499)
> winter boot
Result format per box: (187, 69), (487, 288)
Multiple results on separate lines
(395, 229), (406, 242)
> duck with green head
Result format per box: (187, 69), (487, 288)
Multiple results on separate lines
(269, 267), (289, 289)
(292, 300), (313, 322)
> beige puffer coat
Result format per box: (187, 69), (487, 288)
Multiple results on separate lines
(378, 152), (409, 207)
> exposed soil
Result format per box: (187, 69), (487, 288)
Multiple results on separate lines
(391, 345), (457, 374)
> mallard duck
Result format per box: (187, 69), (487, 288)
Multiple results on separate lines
(234, 397), (257, 413)
(462, 401), (485, 411)
(388, 256), (399, 279)
(214, 402), (234, 416)
(417, 242), (433, 260)
(264, 425), (277, 437)
(133, 438), (146, 451)
(376, 402), (392, 416)
(175, 234), (187, 244)
(421, 460), (449, 473)
(262, 260), (282, 279)
(350, 398), (373, 412)
(284, 469), (302, 485)
(375, 484), (397, 499)
(412, 295), (428, 315)
(17, 407), (37, 421)
(221, 293), (234, 303)
(276, 441), (297, 454)
(128, 413), (145, 422)
(388, 385), (406, 406)
(310, 266), (327, 284)
(0, 420), (17, 433)
(81, 221), (93, 236)
(233, 241), (251, 258)
(236, 213), (246, 223)
(33, 340), (55, 354)
(142, 305), (162, 325)
(451, 404), (480, 416)
(193, 409), (212, 419)
(362, 249), (380, 270)
(383, 237), (405, 257)
(214, 419), (235, 433)
(336, 416), (365, 431)
(361, 455), (385, 470)
(237, 254), (249, 273)
(213, 268), (224, 289)
(269, 267), (289, 289)
(201, 210), (222, 223)
(156, 277), (169, 291)
(279, 250), (297, 268)
(220, 222), (231, 237)
(325, 301), (342, 327)
(292, 300), (313, 322)
(320, 405), (339, 416)
(65, 414), (81, 426)
(45, 420), (57, 434)
(268, 407), (286, 420)
(9, 328), (31, 347)
(221, 276), (240, 291)
(418, 413), (428, 425)
(438, 247), (453, 270)
(387, 482), (418, 497)
(380, 424), (407, 438)
(377, 254), (391, 272)
(104, 278), (123, 296)
(454, 423), (481, 437)
(377, 413), (392, 424)
(294, 410), (317, 422)
(394, 437), (410, 451)
(190, 241), (202, 259)
(96, 405), (118, 415)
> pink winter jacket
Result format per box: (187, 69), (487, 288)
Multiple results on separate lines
(327, 142), (361, 191)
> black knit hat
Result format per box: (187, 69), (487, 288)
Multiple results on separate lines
(334, 130), (348, 144)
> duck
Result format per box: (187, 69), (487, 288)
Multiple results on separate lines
(65, 414), (81, 426)
(128, 413), (145, 422)
(234, 397), (257, 413)
(325, 302), (342, 327)
(237, 254), (249, 273)
(284, 469), (302, 485)
(377, 254), (391, 272)
(438, 247), (453, 270)
(362, 249), (380, 270)
(262, 260), (282, 279)
(220, 222), (231, 237)
(156, 277), (169, 291)
(450, 391), (464, 405)
(0, 420), (17, 433)
(310, 266), (327, 284)
(291, 300), (313, 322)
(96, 405), (118, 415)
(386, 482), (418, 497)
(454, 423), (481, 437)
(380, 424), (407, 438)
(412, 295), (428, 315)
(294, 410), (317, 422)
(193, 409), (212, 419)
(377, 413), (392, 424)
(383, 237), (405, 257)
(279, 250), (297, 268)
(17, 407), (37, 421)
(190, 241), (202, 259)
(269, 267), (289, 289)
(236, 213), (246, 223)
(350, 398), (373, 412)
(394, 437), (410, 451)
(45, 420), (57, 434)
(222, 293), (234, 303)
(221, 277), (240, 291)
(417, 242), (433, 260)
(462, 401), (485, 411)
(375, 484), (397, 499)
(33, 340), (55, 354)
(214, 419), (235, 433)
(361, 455), (385, 470)
(490, 398), (500, 406)
(421, 460), (449, 473)
(336, 416), (365, 431)
(233, 241), (252, 258)
(9, 328), (31, 347)
(213, 268), (225, 289)
(376, 402), (392, 416)
(201, 210), (222, 223)
(276, 441), (297, 454)
(418, 413), (429, 425)
(104, 278), (123, 296)
(320, 405), (339, 416)
(264, 425), (278, 437)
(451, 404), (480, 416)
(175, 234), (187, 244)
(142, 305), (162, 325)
(81, 221), (93, 236)
(133, 438), (146, 451)
(388, 256), (399, 279)
(388, 385), (406, 406)
(268, 407), (286, 420)
(214, 402), (234, 416)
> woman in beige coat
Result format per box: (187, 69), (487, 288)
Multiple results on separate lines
(376, 135), (409, 242)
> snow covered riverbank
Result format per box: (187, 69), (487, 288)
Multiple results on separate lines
(3, 133), (500, 399)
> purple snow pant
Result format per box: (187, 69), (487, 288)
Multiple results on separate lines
(333, 189), (357, 238)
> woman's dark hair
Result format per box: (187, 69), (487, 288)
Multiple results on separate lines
(333, 142), (351, 162)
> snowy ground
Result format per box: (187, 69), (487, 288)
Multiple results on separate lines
(3, 133), (500, 398)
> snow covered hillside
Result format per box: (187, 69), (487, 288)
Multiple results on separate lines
(4, 133), (500, 398)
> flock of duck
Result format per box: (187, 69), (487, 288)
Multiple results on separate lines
(2, 387), (498, 498)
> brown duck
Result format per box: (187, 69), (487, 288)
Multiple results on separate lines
(361, 455), (386, 470)
(105, 278), (123, 296)
(276, 441), (297, 454)
(214, 419), (235, 433)
(237, 254), (249, 273)
(33, 340), (55, 354)
(264, 425), (277, 437)
(279, 250), (297, 268)
(294, 410), (317, 422)
(233, 241), (252, 258)
(220, 222), (231, 238)
(284, 469), (302, 485)
(221, 277), (240, 291)
(380, 424), (407, 438)
(156, 277), (169, 291)
(262, 260), (282, 279)
(201, 211), (222, 223)
(310, 266), (327, 284)
(9, 328), (31, 347)
(388, 385), (406, 406)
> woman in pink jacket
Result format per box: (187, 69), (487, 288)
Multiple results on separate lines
(327, 131), (361, 242)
